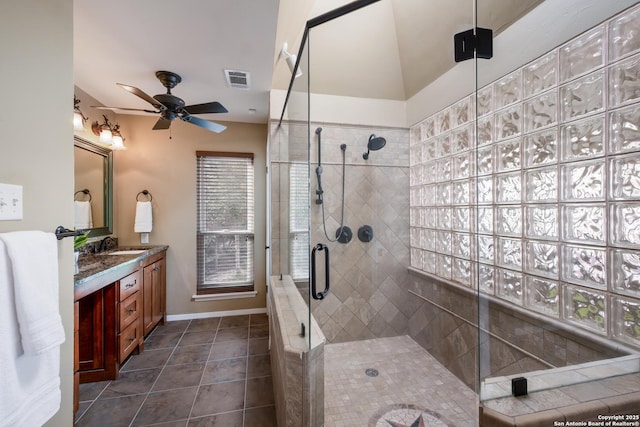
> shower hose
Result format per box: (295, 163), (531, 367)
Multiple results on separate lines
(319, 144), (347, 243)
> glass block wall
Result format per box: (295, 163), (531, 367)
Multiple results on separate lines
(409, 4), (640, 349)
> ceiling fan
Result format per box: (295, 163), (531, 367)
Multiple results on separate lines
(96, 71), (228, 133)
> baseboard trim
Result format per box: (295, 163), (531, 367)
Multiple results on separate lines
(166, 307), (267, 322)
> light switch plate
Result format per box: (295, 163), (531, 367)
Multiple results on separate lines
(0, 183), (23, 220)
(141, 232), (149, 244)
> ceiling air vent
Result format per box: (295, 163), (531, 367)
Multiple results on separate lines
(224, 69), (250, 89)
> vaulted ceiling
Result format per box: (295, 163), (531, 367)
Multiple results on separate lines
(74, 0), (543, 125)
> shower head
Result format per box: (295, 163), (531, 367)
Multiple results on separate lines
(362, 134), (386, 160)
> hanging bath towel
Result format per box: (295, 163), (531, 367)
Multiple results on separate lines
(74, 200), (93, 229)
(134, 201), (153, 233)
(0, 231), (64, 427)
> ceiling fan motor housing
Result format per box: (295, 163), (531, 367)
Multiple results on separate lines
(154, 93), (185, 113)
(155, 70), (182, 91)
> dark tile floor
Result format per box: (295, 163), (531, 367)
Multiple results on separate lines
(75, 313), (277, 427)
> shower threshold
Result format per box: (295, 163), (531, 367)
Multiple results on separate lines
(324, 335), (479, 426)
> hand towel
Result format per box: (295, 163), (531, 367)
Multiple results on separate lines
(134, 201), (153, 233)
(0, 231), (65, 355)
(0, 234), (62, 427)
(74, 200), (93, 229)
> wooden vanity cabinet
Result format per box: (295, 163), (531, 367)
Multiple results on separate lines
(142, 253), (166, 336)
(74, 248), (167, 415)
(117, 270), (143, 362)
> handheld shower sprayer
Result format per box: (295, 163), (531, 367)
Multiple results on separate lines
(315, 127), (324, 205)
(315, 128), (350, 243)
(362, 134), (387, 159)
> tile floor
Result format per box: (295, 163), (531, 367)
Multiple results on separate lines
(76, 318), (479, 426)
(324, 336), (479, 427)
(75, 313), (276, 427)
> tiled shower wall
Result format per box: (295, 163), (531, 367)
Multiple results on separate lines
(409, 4), (640, 350)
(270, 122), (413, 343)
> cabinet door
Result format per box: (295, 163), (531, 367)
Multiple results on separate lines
(151, 258), (166, 329)
(143, 258), (165, 336)
(78, 284), (117, 383)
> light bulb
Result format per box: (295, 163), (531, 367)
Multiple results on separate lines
(99, 128), (112, 143)
(73, 112), (85, 131)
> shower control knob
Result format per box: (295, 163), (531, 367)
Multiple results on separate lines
(358, 225), (374, 243)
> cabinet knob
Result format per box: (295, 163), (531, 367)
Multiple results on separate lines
(127, 308), (135, 314)
(128, 337), (136, 343)
(125, 283), (134, 288)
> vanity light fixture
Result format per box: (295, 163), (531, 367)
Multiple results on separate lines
(73, 96), (88, 131)
(91, 115), (112, 143)
(281, 42), (302, 78)
(110, 124), (126, 150)
(91, 115), (126, 149)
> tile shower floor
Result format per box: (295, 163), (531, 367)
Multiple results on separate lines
(74, 314), (276, 427)
(324, 336), (479, 427)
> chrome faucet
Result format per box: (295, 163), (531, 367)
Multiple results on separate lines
(98, 236), (116, 252)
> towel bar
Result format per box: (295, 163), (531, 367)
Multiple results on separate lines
(136, 190), (153, 201)
(54, 226), (84, 240)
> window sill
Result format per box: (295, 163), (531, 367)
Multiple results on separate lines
(192, 291), (258, 301)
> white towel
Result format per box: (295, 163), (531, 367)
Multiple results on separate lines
(0, 231), (65, 355)
(0, 232), (63, 427)
(134, 201), (153, 233)
(74, 200), (93, 229)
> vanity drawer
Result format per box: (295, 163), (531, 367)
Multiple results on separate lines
(119, 292), (141, 330)
(118, 319), (140, 362)
(119, 270), (140, 301)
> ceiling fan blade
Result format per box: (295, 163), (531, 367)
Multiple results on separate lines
(182, 115), (226, 133)
(152, 117), (172, 130)
(92, 106), (158, 113)
(183, 101), (228, 115)
(117, 83), (166, 110)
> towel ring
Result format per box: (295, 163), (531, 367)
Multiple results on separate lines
(136, 190), (153, 202)
(74, 189), (91, 202)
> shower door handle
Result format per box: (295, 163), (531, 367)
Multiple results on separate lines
(311, 243), (330, 300)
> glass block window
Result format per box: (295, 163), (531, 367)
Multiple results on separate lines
(409, 4), (640, 348)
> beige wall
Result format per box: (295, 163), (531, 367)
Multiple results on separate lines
(113, 114), (268, 316)
(0, 0), (74, 425)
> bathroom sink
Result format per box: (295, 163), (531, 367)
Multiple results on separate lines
(107, 250), (147, 255)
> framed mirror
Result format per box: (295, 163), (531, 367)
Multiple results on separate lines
(74, 136), (113, 237)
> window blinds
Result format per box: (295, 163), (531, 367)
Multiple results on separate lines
(196, 152), (254, 292)
(289, 163), (310, 281)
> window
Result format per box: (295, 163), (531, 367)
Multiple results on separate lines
(196, 152), (254, 294)
(289, 163), (309, 281)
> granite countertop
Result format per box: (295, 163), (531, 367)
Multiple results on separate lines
(74, 245), (168, 289)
